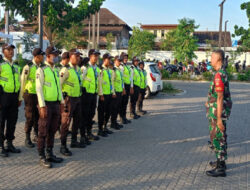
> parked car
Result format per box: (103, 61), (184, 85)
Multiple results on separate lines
(144, 62), (163, 98)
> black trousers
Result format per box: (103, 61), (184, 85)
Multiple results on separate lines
(37, 102), (60, 152)
(111, 92), (122, 124)
(23, 93), (39, 135)
(98, 95), (112, 130)
(130, 85), (140, 114)
(120, 84), (130, 118)
(81, 92), (97, 135)
(137, 88), (146, 111)
(61, 97), (81, 144)
(0, 92), (19, 144)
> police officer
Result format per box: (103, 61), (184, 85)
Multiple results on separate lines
(111, 56), (125, 130)
(20, 48), (45, 148)
(59, 49), (83, 155)
(36, 46), (64, 168)
(137, 61), (147, 115)
(130, 57), (141, 119)
(119, 52), (132, 124)
(205, 50), (232, 177)
(0, 44), (22, 157)
(56, 52), (70, 69)
(81, 49), (101, 141)
(97, 53), (115, 137)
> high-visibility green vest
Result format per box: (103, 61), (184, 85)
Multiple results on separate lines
(25, 64), (38, 94)
(140, 70), (147, 89)
(0, 62), (21, 93)
(101, 68), (112, 95)
(42, 66), (62, 102)
(62, 66), (82, 97)
(82, 65), (100, 94)
(123, 64), (131, 85)
(114, 68), (123, 93)
(133, 66), (141, 87)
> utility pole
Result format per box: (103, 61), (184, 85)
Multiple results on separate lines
(92, 13), (96, 49)
(218, 0), (226, 49)
(39, 0), (43, 49)
(224, 20), (228, 52)
(5, 10), (9, 35)
(97, 11), (100, 50)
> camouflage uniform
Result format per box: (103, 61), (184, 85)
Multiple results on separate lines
(206, 68), (232, 161)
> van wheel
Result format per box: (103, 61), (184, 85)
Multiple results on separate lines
(145, 87), (151, 99)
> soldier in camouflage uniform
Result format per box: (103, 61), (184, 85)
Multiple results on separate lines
(205, 50), (232, 177)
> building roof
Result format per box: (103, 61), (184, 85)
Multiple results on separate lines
(141, 24), (178, 30)
(194, 31), (232, 47)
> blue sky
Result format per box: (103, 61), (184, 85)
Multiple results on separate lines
(100, 0), (248, 39)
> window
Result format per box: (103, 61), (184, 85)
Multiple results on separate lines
(161, 30), (165, 38)
(154, 30), (157, 37)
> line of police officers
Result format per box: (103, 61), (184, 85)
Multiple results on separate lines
(0, 44), (147, 168)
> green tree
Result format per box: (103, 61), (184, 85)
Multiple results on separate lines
(19, 32), (38, 53)
(106, 32), (115, 52)
(160, 30), (176, 51)
(55, 23), (87, 50)
(0, 0), (105, 45)
(233, 2), (250, 51)
(172, 18), (199, 64)
(128, 26), (155, 59)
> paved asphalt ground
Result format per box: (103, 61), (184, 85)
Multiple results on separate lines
(0, 80), (250, 190)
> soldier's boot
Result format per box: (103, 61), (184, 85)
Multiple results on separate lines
(46, 148), (63, 163)
(206, 161), (226, 177)
(87, 133), (100, 141)
(60, 140), (72, 156)
(110, 122), (120, 130)
(121, 116), (129, 124)
(104, 125), (113, 134)
(98, 129), (108, 137)
(0, 142), (8, 157)
(130, 112), (140, 119)
(116, 123), (123, 129)
(70, 137), (81, 148)
(6, 140), (21, 153)
(79, 137), (87, 148)
(209, 159), (227, 169)
(25, 133), (35, 148)
(39, 150), (52, 168)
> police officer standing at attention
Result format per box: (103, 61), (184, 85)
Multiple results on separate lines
(56, 52), (70, 69)
(81, 49), (101, 141)
(205, 50), (232, 177)
(0, 44), (22, 157)
(120, 52), (132, 124)
(98, 53), (115, 137)
(59, 49), (84, 156)
(36, 46), (64, 168)
(130, 57), (141, 119)
(137, 61), (147, 115)
(111, 56), (125, 130)
(20, 48), (45, 148)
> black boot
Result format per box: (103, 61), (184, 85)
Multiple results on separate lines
(46, 148), (63, 163)
(209, 160), (227, 169)
(206, 161), (226, 177)
(87, 133), (100, 141)
(0, 143), (8, 157)
(79, 137), (87, 148)
(111, 123), (120, 130)
(98, 129), (108, 137)
(60, 145), (72, 156)
(6, 140), (21, 153)
(104, 126), (113, 134)
(125, 118), (131, 124)
(130, 112), (140, 119)
(122, 117), (129, 124)
(39, 151), (52, 168)
(70, 139), (81, 148)
(25, 133), (35, 148)
(116, 123), (123, 129)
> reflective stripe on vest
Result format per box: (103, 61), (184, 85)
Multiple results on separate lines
(25, 65), (37, 94)
(42, 66), (62, 102)
(0, 62), (21, 93)
(62, 67), (82, 97)
(114, 69), (123, 92)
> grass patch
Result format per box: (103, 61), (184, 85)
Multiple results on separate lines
(162, 82), (183, 94)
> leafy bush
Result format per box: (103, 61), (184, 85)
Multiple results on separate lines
(203, 72), (213, 81)
(15, 54), (31, 71)
(237, 71), (250, 81)
(161, 69), (170, 79)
